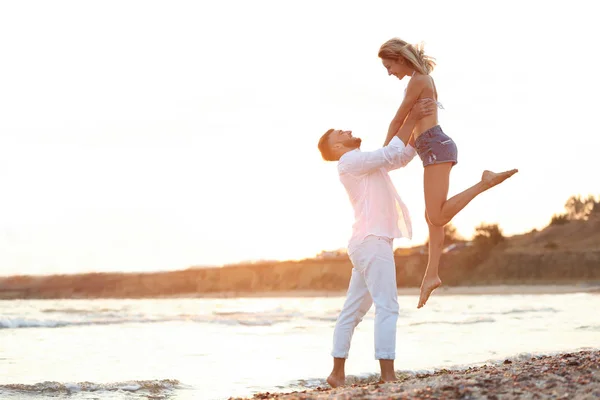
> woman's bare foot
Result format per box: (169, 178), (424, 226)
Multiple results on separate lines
(326, 373), (345, 388)
(481, 169), (518, 190)
(417, 276), (442, 309)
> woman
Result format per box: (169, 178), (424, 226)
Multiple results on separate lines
(378, 38), (517, 309)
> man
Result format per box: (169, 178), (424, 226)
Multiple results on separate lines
(317, 100), (435, 387)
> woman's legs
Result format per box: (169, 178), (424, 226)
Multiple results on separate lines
(418, 163), (451, 308)
(418, 164), (518, 308)
(425, 168), (519, 227)
(419, 212), (445, 309)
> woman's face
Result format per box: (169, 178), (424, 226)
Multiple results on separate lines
(382, 58), (409, 80)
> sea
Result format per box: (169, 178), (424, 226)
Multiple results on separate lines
(1, 290), (599, 399)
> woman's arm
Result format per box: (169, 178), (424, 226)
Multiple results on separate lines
(394, 98), (437, 145)
(383, 76), (428, 147)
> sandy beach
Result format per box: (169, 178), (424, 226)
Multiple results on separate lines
(231, 350), (600, 400)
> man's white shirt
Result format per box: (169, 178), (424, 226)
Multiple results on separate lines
(337, 136), (417, 255)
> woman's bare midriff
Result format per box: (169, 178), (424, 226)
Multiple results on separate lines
(413, 79), (439, 140)
(414, 111), (438, 140)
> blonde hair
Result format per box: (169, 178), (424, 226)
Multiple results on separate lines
(378, 38), (436, 75)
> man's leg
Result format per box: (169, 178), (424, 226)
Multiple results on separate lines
(362, 237), (399, 382)
(328, 266), (372, 388)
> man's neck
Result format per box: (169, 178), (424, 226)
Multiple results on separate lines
(340, 145), (359, 157)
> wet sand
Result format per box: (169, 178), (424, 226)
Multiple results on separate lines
(231, 350), (600, 399)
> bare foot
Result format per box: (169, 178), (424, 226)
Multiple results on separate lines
(481, 169), (518, 190)
(326, 374), (345, 388)
(380, 374), (398, 383)
(417, 276), (442, 309)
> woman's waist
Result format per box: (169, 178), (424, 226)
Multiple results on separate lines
(413, 118), (440, 140)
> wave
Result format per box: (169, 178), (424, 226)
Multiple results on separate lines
(408, 317), (495, 326)
(295, 373), (382, 389)
(42, 307), (123, 314)
(0, 312), (329, 330)
(0, 308), (395, 330)
(210, 310), (301, 326)
(469, 307), (558, 316)
(576, 325), (600, 331)
(0, 379), (180, 395)
(0, 317), (183, 329)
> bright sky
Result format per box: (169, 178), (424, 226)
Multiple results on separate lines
(0, 0), (598, 276)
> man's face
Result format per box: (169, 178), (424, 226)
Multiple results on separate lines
(328, 129), (361, 151)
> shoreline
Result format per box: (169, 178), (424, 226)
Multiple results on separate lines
(177, 283), (600, 299)
(1, 284), (599, 301)
(231, 349), (600, 399)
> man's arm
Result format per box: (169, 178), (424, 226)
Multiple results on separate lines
(384, 114), (419, 171)
(385, 141), (417, 171)
(339, 100), (436, 176)
(338, 136), (411, 177)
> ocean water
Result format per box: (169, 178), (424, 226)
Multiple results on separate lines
(1, 291), (599, 399)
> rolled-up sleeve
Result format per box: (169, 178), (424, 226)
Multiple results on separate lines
(338, 137), (410, 176)
(386, 143), (417, 172)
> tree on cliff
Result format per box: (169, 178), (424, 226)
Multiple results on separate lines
(551, 194), (599, 225)
(565, 195), (598, 220)
(473, 223), (504, 249)
(444, 224), (463, 244)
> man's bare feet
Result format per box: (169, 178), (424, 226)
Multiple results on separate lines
(481, 169), (518, 190)
(380, 373), (398, 383)
(326, 374), (345, 388)
(417, 276), (442, 309)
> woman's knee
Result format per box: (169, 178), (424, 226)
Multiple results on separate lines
(426, 211), (449, 227)
(424, 211), (432, 225)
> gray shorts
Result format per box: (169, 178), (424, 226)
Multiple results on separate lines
(415, 125), (458, 168)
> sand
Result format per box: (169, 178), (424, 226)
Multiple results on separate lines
(230, 350), (600, 399)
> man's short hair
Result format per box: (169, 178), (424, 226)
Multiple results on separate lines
(318, 128), (336, 161)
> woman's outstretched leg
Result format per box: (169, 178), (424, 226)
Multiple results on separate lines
(426, 168), (519, 227)
(418, 164), (518, 307)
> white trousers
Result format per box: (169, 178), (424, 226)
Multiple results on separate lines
(331, 235), (399, 360)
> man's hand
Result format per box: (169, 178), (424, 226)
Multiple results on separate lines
(410, 98), (436, 121)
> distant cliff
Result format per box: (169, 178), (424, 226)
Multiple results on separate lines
(1, 219), (599, 299)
